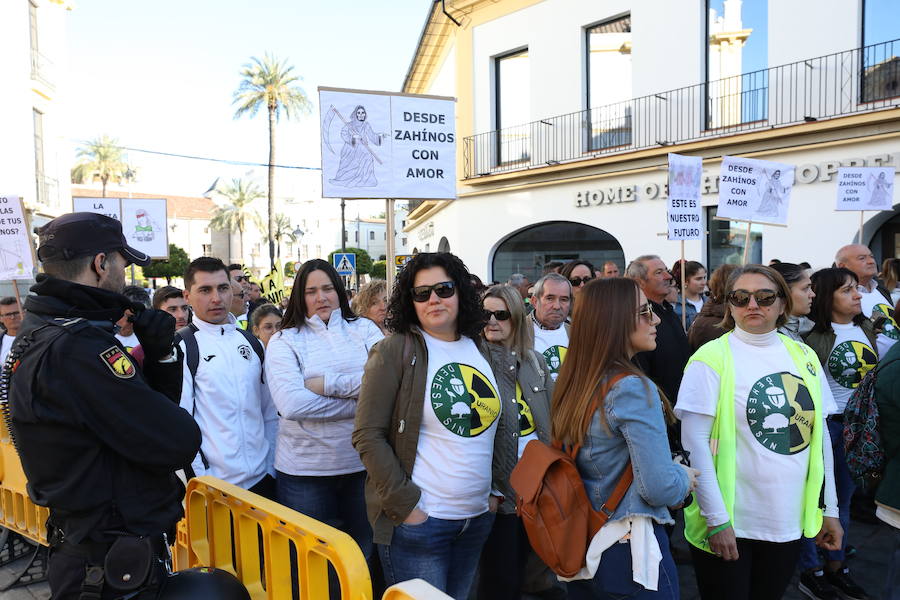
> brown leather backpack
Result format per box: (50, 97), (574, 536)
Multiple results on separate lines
(510, 373), (634, 578)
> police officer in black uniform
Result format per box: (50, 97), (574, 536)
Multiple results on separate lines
(7, 213), (201, 599)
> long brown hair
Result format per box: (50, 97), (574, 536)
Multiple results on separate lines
(551, 278), (654, 447)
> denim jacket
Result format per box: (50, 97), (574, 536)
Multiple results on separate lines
(575, 375), (690, 525)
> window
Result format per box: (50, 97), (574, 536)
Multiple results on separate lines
(354, 230), (359, 243)
(33, 108), (44, 204)
(29, 2), (38, 55)
(369, 230), (375, 241)
(706, 207), (762, 270)
(495, 48), (530, 164)
(202, 244), (212, 256)
(862, 0), (900, 102)
(706, 0), (768, 128)
(383, 232), (386, 240)
(586, 15), (633, 150)
(401, 237), (407, 246)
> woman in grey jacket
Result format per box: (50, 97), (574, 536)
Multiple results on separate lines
(479, 284), (554, 600)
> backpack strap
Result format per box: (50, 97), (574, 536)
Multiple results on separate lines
(237, 327), (265, 383)
(588, 461), (635, 536)
(173, 323), (207, 473)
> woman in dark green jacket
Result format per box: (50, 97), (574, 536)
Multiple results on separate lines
(875, 340), (900, 599)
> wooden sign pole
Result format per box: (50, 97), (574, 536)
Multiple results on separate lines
(386, 199), (396, 293)
(859, 210), (865, 244)
(680, 240), (687, 330)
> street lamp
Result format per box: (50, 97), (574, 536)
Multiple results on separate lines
(293, 227), (305, 262)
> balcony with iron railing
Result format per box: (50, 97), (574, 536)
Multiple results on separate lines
(35, 174), (60, 211)
(30, 49), (55, 90)
(463, 38), (900, 180)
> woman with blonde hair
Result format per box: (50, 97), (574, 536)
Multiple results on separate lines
(881, 258), (900, 305)
(479, 284), (554, 600)
(352, 279), (389, 334)
(553, 278), (695, 599)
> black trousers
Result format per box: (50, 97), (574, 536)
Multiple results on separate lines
(689, 538), (802, 600)
(477, 513), (531, 600)
(48, 547), (165, 600)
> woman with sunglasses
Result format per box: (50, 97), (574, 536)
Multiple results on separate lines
(560, 259), (596, 300)
(353, 253), (514, 599)
(798, 267), (881, 600)
(770, 262), (815, 343)
(554, 278), (696, 599)
(264, 259), (384, 568)
(479, 284), (555, 600)
(677, 265), (841, 600)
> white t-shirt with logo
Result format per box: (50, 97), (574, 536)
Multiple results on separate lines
(412, 332), (502, 519)
(532, 322), (569, 382)
(859, 285), (898, 356)
(515, 382), (540, 458)
(115, 332), (140, 353)
(676, 329), (836, 543)
(687, 297), (705, 315)
(825, 322), (878, 413)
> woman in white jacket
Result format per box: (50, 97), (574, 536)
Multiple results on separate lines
(265, 259), (383, 561)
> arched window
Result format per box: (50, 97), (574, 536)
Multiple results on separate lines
(437, 237), (451, 253)
(491, 221), (625, 282)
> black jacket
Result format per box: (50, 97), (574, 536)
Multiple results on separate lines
(634, 299), (692, 406)
(8, 276), (201, 544)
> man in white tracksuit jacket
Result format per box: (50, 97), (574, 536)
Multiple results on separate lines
(180, 257), (277, 497)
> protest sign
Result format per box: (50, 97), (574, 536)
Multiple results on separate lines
(72, 197), (121, 220)
(0, 196), (34, 280)
(319, 87), (456, 200)
(716, 156), (794, 226)
(836, 167), (895, 211)
(259, 261), (285, 305)
(121, 198), (168, 259)
(667, 153), (703, 240)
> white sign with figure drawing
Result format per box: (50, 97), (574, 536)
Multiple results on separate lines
(0, 196), (34, 280)
(716, 156), (795, 226)
(121, 198), (168, 259)
(319, 87), (456, 200)
(835, 167), (895, 211)
(72, 197), (122, 221)
(667, 153), (703, 240)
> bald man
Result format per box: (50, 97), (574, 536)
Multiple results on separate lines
(836, 244), (898, 350)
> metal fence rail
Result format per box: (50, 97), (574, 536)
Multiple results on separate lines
(464, 38), (900, 178)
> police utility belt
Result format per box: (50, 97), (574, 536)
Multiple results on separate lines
(51, 527), (168, 600)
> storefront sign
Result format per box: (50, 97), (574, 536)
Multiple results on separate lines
(667, 153), (702, 240)
(836, 167), (895, 211)
(716, 156), (794, 226)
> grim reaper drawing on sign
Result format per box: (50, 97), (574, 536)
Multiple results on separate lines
(325, 105), (387, 188)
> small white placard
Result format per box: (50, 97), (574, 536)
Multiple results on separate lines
(835, 167), (895, 211)
(0, 196), (35, 280)
(716, 156), (794, 226)
(72, 197), (122, 220)
(667, 153), (703, 240)
(121, 198), (169, 259)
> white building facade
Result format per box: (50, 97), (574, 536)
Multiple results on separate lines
(402, 0), (900, 282)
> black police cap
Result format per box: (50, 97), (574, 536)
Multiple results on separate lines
(36, 212), (151, 266)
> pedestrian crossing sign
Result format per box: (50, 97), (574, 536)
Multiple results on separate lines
(333, 252), (356, 275)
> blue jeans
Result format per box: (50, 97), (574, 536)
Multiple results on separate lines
(798, 418), (855, 569)
(885, 526), (900, 600)
(276, 470), (373, 560)
(378, 511), (494, 600)
(567, 522), (679, 600)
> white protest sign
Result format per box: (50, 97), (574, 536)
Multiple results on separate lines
(121, 198), (169, 259)
(716, 156), (795, 226)
(835, 167), (895, 211)
(0, 196), (35, 280)
(72, 197), (122, 220)
(319, 87), (456, 199)
(667, 153), (703, 240)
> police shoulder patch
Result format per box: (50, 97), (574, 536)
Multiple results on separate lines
(100, 346), (136, 379)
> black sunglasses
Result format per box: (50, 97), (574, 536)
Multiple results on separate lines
(412, 281), (456, 303)
(727, 289), (782, 308)
(569, 276), (594, 287)
(485, 309), (511, 321)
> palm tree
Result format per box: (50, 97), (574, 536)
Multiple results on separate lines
(233, 53), (311, 268)
(271, 213), (297, 259)
(70, 135), (136, 197)
(209, 179), (264, 262)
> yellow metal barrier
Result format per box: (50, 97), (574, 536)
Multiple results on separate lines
(382, 580), (453, 599)
(0, 415), (49, 546)
(176, 476), (373, 600)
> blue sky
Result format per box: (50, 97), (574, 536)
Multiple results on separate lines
(65, 0), (429, 198)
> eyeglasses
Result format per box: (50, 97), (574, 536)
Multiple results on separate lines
(234, 275), (248, 283)
(411, 281), (456, 303)
(637, 304), (655, 321)
(569, 276), (594, 287)
(485, 309), (511, 321)
(727, 289), (782, 308)
(0, 311), (19, 318)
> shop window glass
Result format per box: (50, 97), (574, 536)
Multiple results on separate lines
(706, 207), (762, 270)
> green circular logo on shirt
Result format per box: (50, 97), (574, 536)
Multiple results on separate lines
(541, 345), (567, 381)
(515, 382), (536, 436)
(430, 362), (500, 437)
(746, 372), (815, 455)
(827, 340), (877, 389)
(872, 303), (899, 340)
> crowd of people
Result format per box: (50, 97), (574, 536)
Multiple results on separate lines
(5, 211), (900, 600)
